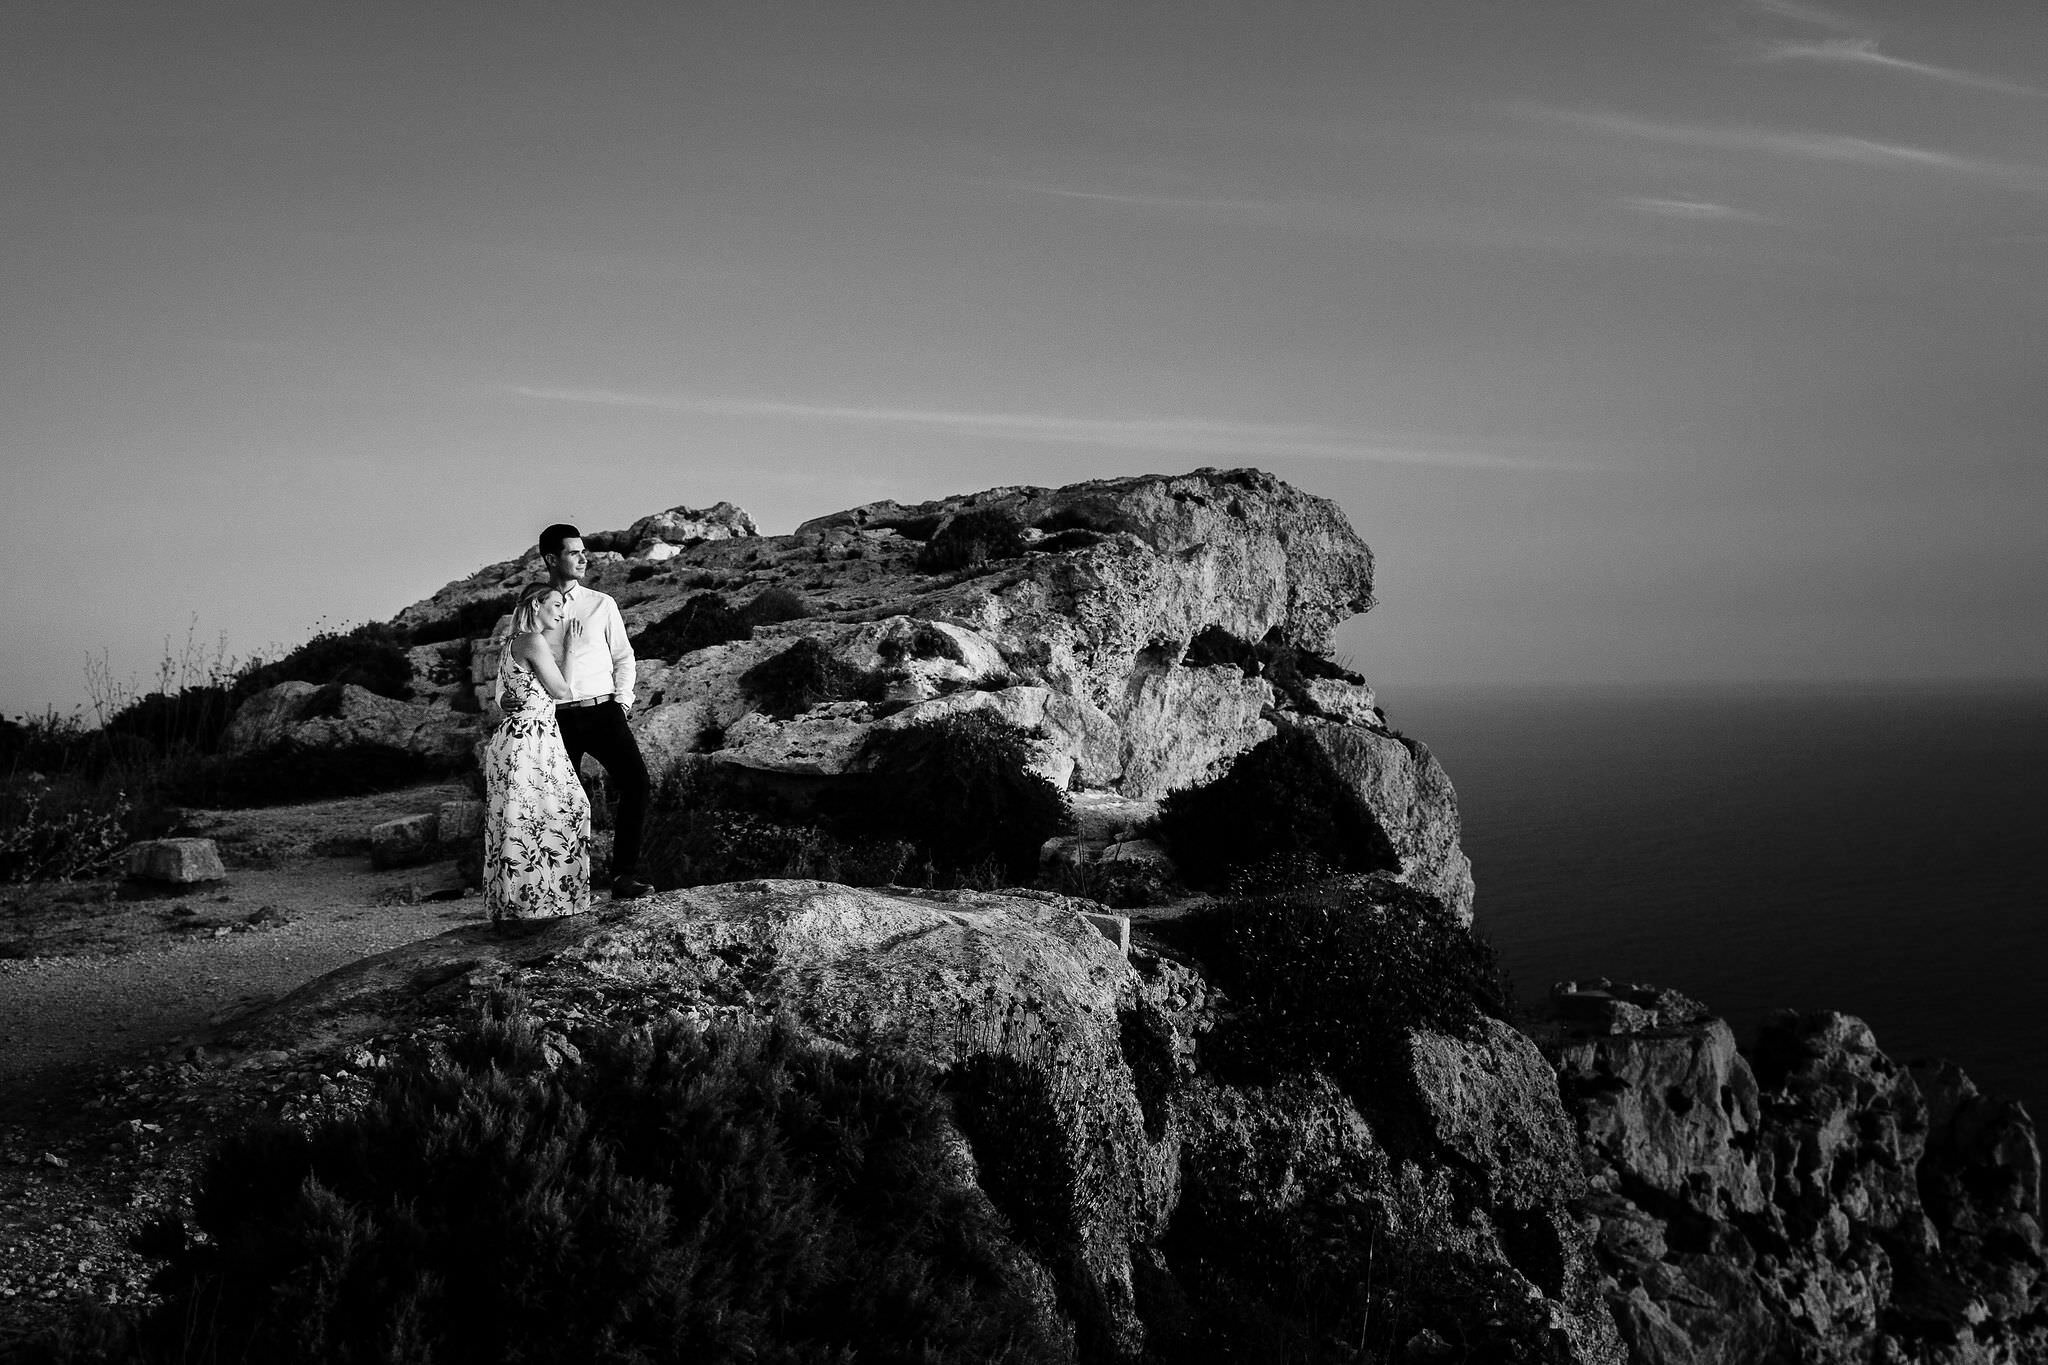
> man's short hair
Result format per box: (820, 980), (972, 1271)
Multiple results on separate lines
(539, 523), (582, 559)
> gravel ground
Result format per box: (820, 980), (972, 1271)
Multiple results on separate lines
(0, 784), (487, 1353)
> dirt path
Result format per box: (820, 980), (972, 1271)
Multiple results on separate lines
(1, 784), (486, 1097)
(0, 785), (513, 1344)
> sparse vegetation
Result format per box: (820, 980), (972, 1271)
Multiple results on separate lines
(123, 1004), (1066, 1364)
(0, 770), (134, 882)
(403, 591), (522, 646)
(640, 759), (916, 890)
(233, 622), (414, 703)
(916, 507), (1027, 574)
(739, 638), (889, 719)
(742, 584), (813, 624)
(1152, 727), (1397, 888)
(839, 712), (1069, 883)
(1151, 873), (1511, 1095)
(629, 592), (752, 662)
(1180, 626), (1365, 714)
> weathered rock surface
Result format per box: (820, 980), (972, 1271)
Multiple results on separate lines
(213, 881), (1618, 1362)
(221, 680), (483, 762)
(386, 468), (1471, 918)
(1539, 981), (2046, 1365)
(122, 838), (226, 884)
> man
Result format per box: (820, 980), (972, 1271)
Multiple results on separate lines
(539, 523), (654, 900)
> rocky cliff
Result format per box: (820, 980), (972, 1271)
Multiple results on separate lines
(189, 469), (2039, 1363)
(1540, 982), (2044, 1364)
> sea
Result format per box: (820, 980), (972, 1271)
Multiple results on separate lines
(1379, 682), (2048, 1122)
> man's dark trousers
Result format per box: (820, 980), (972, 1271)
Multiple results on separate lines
(555, 700), (649, 883)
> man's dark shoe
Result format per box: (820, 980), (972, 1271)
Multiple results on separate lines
(610, 876), (655, 901)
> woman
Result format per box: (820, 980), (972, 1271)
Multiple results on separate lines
(482, 583), (591, 926)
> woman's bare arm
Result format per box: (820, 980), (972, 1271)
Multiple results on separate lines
(514, 634), (575, 700)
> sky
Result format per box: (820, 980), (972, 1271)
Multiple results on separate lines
(5, 0), (2046, 717)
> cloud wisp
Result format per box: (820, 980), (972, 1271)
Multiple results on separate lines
(1620, 196), (1772, 223)
(1524, 107), (2046, 191)
(502, 385), (1607, 472)
(1751, 0), (1865, 35)
(1758, 37), (2044, 97)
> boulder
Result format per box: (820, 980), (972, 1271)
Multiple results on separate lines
(614, 500), (759, 549)
(124, 838), (226, 884)
(369, 814), (441, 870)
(435, 800), (485, 846)
(1291, 717), (1475, 923)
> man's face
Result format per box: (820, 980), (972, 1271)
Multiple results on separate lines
(549, 537), (588, 585)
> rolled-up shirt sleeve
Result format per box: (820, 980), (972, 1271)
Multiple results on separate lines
(604, 596), (636, 708)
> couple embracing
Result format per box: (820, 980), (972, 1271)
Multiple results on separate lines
(482, 523), (655, 927)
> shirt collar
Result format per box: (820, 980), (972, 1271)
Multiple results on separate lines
(560, 581), (583, 602)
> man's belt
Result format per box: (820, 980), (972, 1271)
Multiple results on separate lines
(557, 694), (614, 710)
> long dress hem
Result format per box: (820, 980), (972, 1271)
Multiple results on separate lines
(482, 652), (592, 924)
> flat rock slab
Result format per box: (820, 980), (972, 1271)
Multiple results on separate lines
(435, 799), (485, 845)
(124, 838), (226, 884)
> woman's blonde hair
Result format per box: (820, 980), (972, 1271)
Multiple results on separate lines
(508, 583), (562, 637)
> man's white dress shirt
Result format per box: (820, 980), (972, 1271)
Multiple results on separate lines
(558, 582), (636, 710)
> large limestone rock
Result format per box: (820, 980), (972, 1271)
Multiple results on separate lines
(388, 468), (1468, 919)
(1538, 982), (2047, 1365)
(215, 880), (1618, 1363)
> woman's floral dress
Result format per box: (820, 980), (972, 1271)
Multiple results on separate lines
(483, 651), (590, 924)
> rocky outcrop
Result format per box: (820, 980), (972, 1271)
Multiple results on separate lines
(387, 468), (1470, 918)
(221, 680), (483, 762)
(215, 882), (1618, 1362)
(1539, 982), (2046, 1364)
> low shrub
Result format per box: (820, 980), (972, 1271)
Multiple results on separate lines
(133, 1006), (1065, 1364)
(630, 592), (751, 662)
(1117, 1004), (1179, 1142)
(100, 684), (238, 757)
(404, 592), (522, 647)
(946, 1052), (1080, 1263)
(1150, 875), (1511, 1096)
(741, 585), (813, 625)
(641, 761), (915, 891)
(841, 712), (1069, 882)
(626, 563), (661, 583)
(160, 745), (465, 808)
(875, 620), (964, 666)
(945, 1049), (1119, 1360)
(1180, 626), (1365, 714)
(234, 623), (413, 703)
(1150, 1145), (1536, 1364)
(739, 638), (888, 719)
(0, 773), (133, 882)
(0, 712), (103, 779)
(1152, 727), (1396, 888)
(916, 507), (1027, 574)
(1045, 854), (1176, 909)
